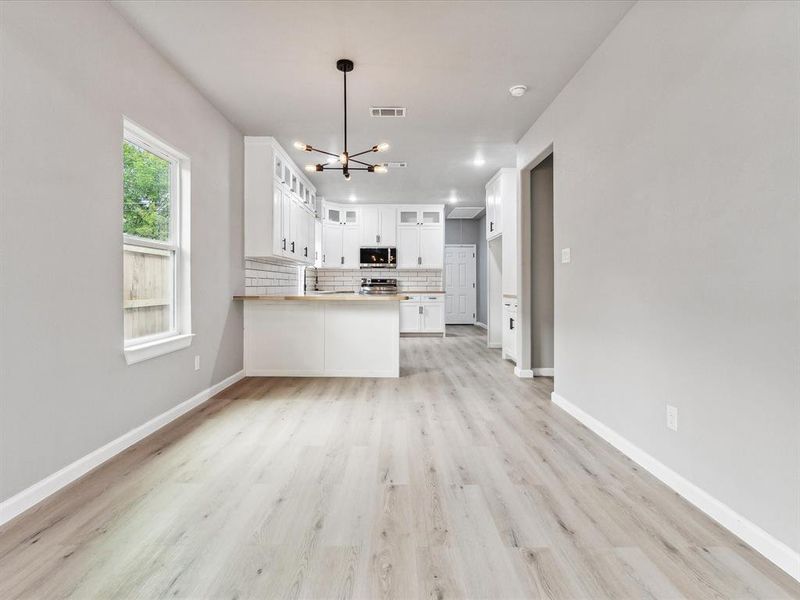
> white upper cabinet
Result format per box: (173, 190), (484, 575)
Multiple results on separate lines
(396, 205), (443, 269)
(360, 205), (397, 247)
(484, 167), (518, 294)
(321, 201), (360, 268)
(485, 172), (503, 240)
(420, 226), (444, 269)
(322, 222), (343, 267)
(245, 137), (318, 264)
(396, 226), (420, 268)
(342, 224), (360, 268)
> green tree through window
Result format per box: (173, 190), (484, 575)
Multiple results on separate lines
(123, 141), (171, 241)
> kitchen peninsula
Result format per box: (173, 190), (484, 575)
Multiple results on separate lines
(235, 292), (408, 378)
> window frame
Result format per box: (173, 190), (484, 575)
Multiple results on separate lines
(122, 119), (193, 364)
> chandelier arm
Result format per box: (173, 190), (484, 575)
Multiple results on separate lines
(310, 148), (340, 159)
(322, 166), (371, 171)
(349, 147), (377, 159)
(348, 158), (375, 168)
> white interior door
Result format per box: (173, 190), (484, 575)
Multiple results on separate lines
(445, 245), (476, 324)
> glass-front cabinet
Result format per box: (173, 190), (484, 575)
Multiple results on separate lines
(399, 209), (419, 225)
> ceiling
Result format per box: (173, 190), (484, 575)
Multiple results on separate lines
(111, 1), (633, 208)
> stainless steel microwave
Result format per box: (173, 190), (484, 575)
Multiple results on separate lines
(360, 247), (396, 268)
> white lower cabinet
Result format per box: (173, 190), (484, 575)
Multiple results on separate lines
(400, 295), (445, 335)
(502, 301), (518, 362)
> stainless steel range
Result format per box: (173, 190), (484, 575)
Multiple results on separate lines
(359, 278), (398, 295)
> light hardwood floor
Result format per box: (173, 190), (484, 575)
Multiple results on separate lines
(1, 326), (798, 599)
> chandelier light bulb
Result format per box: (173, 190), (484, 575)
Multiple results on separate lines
(304, 164), (316, 172)
(294, 141), (310, 151)
(344, 171), (351, 181)
(339, 152), (348, 164)
(376, 143), (390, 152)
(374, 165), (388, 174)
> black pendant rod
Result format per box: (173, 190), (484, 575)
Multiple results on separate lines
(343, 68), (347, 156)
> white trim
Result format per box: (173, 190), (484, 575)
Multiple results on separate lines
(0, 370), (245, 527)
(123, 117), (192, 355)
(533, 367), (554, 376)
(550, 392), (800, 582)
(514, 367), (533, 378)
(475, 321), (487, 330)
(124, 333), (194, 365)
(488, 342), (502, 349)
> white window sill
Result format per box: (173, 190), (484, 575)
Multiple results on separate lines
(124, 333), (194, 365)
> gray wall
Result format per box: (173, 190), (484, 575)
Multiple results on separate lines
(517, 1), (800, 553)
(0, 2), (244, 502)
(531, 155), (554, 369)
(476, 216), (488, 324)
(445, 218), (487, 324)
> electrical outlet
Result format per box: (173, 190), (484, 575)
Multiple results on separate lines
(666, 405), (678, 431)
(561, 248), (571, 264)
(194, 355), (200, 371)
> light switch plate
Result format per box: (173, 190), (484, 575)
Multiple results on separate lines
(561, 248), (571, 264)
(666, 405), (678, 431)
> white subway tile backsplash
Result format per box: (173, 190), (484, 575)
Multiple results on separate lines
(243, 258), (301, 295)
(313, 268), (442, 292)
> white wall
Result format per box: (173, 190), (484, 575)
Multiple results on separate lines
(517, 0), (800, 558)
(0, 2), (244, 502)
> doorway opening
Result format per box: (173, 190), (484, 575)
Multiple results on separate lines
(530, 154), (554, 378)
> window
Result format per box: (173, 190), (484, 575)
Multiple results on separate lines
(122, 120), (192, 364)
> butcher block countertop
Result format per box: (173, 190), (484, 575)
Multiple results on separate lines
(234, 292), (409, 302)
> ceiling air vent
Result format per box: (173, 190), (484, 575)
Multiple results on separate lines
(370, 106), (406, 118)
(381, 162), (407, 169)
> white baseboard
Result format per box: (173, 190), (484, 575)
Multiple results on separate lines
(514, 367), (533, 378)
(246, 368), (398, 378)
(474, 321), (487, 330)
(0, 369), (245, 527)
(533, 368), (554, 376)
(487, 342), (502, 349)
(550, 392), (800, 582)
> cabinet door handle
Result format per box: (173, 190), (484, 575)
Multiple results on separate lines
(304, 246), (308, 257)
(418, 306), (423, 315)
(282, 238), (286, 250)
(323, 253), (326, 263)
(510, 317), (515, 330)
(376, 234), (379, 243)
(291, 241), (295, 253)
(490, 221), (494, 232)
(340, 256), (344, 265)
(417, 256), (421, 265)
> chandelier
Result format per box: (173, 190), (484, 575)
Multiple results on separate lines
(294, 59), (389, 180)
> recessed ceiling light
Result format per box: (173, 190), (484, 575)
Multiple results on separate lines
(448, 193), (458, 204)
(349, 194), (357, 202)
(509, 84), (528, 97)
(473, 157), (486, 167)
